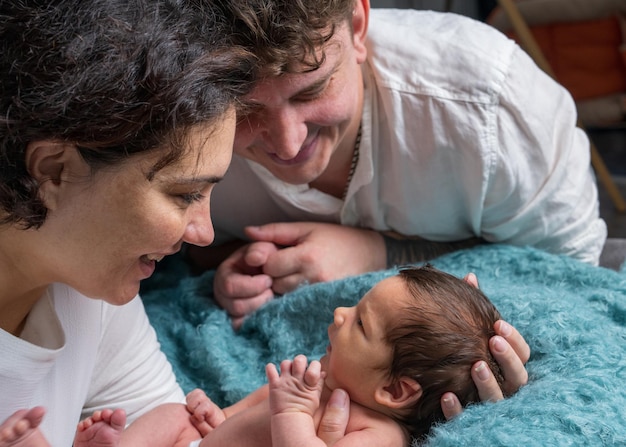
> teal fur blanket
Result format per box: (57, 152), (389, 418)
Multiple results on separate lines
(141, 245), (626, 446)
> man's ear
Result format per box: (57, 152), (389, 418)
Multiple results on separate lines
(25, 140), (86, 210)
(352, 0), (370, 64)
(375, 376), (423, 409)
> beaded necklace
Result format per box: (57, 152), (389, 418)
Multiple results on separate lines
(342, 122), (362, 200)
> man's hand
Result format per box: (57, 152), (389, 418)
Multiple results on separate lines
(244, 222), (386, 294)
(213, 241), (278, 329)
(213, 222), (385, 328)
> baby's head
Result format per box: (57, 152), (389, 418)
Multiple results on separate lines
(388, 265), (503, 437)
(321, 264), (503, 439)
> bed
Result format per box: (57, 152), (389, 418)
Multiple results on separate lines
(141, 244), (626, 446)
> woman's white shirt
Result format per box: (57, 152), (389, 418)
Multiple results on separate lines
(0, 283), (184, 446)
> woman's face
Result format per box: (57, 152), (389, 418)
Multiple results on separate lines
(40, 111), (236, 304)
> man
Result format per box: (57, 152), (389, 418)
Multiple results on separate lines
(188, 0), (598, 405)
(189, 0), (605, 318)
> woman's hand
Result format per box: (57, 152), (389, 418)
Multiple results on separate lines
(441, 323), (530, 419)
(441, 273), (530, 419)
(317, 388), (350, 446)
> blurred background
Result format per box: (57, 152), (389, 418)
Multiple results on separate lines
(370, 0), (626, 238)
(370, 0), (494, 20)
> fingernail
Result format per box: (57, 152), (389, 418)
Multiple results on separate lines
(469, 272), (479, 287)
(492, 335), (507, 353)
(475, 361), (490, 381)
(442, 396), (455, 409)
(498, 321), (512, 337)
(329, 389), (348, 408)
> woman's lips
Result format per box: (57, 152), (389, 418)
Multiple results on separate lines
(138, 254), (165, 278)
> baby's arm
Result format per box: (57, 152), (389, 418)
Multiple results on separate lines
(269, 356), (407, 447)
(223, 384), (270, 416)
(267, 355), (327, 447)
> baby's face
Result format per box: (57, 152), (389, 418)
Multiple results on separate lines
(320, 275), (410, 408)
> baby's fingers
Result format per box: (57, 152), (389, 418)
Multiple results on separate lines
(290, 355), (309, 379)
(266, 362), (280, 383)
(304, 360), (322, 387)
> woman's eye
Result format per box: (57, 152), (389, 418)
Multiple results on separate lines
(357, 319), (363, 327)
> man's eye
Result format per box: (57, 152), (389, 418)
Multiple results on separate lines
(179, 191), (205, 205)
(295, 86), (327, 102)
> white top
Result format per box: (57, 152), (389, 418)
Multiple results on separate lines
(0, 283), (184, 446)
(211, 9), (607, 264)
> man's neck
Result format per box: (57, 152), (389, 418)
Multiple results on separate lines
(309, 120), (361, 198)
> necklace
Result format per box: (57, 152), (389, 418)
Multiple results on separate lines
(342, 122), (362, 200)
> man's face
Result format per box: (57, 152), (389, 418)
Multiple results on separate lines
(233, 23), (365, 186)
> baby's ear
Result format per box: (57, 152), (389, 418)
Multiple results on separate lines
(375, 377), (422, 409)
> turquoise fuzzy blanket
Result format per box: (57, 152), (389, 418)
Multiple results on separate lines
(141, 245), (626, 446)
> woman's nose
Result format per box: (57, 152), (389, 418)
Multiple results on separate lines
(183, 204), (215, 247)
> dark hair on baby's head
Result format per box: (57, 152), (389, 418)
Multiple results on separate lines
(0, 0), (256, 228)
(387, 265), (503, 439)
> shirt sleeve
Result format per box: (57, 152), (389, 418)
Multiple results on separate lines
(81, 296), (185, 423)
(479, 45), (607, 264)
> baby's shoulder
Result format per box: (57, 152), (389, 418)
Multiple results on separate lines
(345, 402), (409, 444)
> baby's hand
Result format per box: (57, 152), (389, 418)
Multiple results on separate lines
(266, 355), (325, 417)
(186, 389), (226, 436)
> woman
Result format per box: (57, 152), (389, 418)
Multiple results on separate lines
(0, 1), (354, 444)
(0, 0), (256, 444)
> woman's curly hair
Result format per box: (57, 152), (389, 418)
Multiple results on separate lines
(0, 0), (257, 228)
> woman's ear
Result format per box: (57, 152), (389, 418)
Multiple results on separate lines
(352, 0), (370, 64)
(375, 377), (423, 409)
(25, 140), (86, 210)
